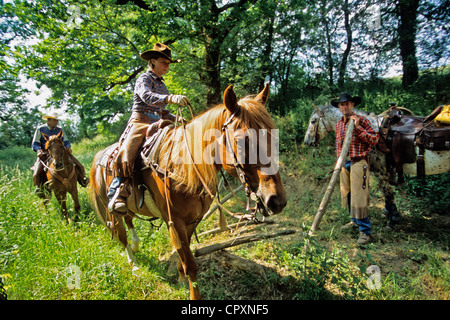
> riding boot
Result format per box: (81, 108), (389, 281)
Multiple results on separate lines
(107, 178), (130, 216)
(70, 154), (89, 187)
(397, 171), (405, 185)
(33, 157), (46, 199)
(385, 202), (401, 231)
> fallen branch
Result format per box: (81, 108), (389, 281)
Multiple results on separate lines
(194, 229), (296, 257)
(203, 185), (244, 221)
(198, 218), (274, 237)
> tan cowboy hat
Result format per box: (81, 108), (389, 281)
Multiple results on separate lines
(139, 42), (180, 63)
(42, 112), (60, 120)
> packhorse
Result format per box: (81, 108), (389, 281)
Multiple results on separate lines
(304, 104), (450, 228)
(89, 84), (287, 299)
(41, 131), (81, 222)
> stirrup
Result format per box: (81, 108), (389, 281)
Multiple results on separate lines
(79, 176), (89, 187)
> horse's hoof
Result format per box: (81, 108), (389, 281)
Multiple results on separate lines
(125, 245), (136, 266)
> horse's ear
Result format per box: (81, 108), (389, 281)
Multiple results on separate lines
(223, 84), (239, 114)
(255, 83), (270, 105)
(41, 132), (49, 141)
(56, 131), (63, 139)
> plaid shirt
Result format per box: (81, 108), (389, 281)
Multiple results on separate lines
(132, 70), (169, 113)
(336, 113), (379, 159)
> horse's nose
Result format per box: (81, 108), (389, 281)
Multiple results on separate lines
(266, 194), (287, 214)
(55, 161), (63, 169)
(303, 137), (315, 147)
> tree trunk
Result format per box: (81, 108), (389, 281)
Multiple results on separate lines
(398, 0), (419, 88)
(205, 36), (222, 107)
(337, 0), (352, 89)
(321, 0), (334, 88)
(258, 16), (275, 91)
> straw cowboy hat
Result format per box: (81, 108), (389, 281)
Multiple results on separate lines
(42, 112), (60, 120)
(331, 92), (362, 107)
(139, 42), (180, 63)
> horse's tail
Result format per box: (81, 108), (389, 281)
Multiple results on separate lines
(89, 150), (115, 233)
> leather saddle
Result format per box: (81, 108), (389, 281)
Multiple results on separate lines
(97, 119), (174, 218)
(379, 105), (450, 185)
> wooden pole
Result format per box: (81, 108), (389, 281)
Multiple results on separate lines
(310, 119), (355, 232)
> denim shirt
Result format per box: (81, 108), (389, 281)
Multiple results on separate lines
(31, 124), (71, 151)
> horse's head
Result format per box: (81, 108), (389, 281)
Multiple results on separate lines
(219, 84), (287, 216)
(44, 131), (66, 170)
(304, 104), (337, 147)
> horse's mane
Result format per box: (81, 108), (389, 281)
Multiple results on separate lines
(158, 96), (275, 195)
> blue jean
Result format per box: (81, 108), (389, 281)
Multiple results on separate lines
(351, 216), (372, 235)
(107, 176), (123, 199)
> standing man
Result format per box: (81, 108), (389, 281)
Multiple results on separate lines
(31, 112), (88, 198)
(331, 93), (379, 245)
(108, 42), (190, 215)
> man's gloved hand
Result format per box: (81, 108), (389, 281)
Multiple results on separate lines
(167, 94), (190, 107)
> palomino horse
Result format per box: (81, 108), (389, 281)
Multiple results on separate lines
(89, 84), (287, 299)
(304, 104), (450, 227)
(43, 132), (80, 222)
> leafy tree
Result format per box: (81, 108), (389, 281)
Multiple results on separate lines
(1, 0), (448, 143)
(0, 0), (42, 148)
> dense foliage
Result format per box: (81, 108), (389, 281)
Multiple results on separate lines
(1, 0), (449, 147)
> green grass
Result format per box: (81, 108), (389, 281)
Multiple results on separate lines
(0, 141), (188, 300)
(1, 135), (449, 300)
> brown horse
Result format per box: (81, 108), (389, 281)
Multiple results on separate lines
(43, 131), (80, 222)
(89, 84), (287, 299)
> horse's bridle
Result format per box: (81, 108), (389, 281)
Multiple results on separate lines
(220, 106), (271, 219)
(46, 139), (68, 171)
(41, 140), (75, 187)
(180, 104), (271, 221)
(311, 105), (333, 147)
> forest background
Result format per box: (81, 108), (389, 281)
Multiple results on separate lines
(0, 0), (449, 300)
(1, 0), (449, 146)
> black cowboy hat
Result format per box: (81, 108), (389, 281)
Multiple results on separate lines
(139, 42), (180, 63)
(331, 92), (362, 107)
